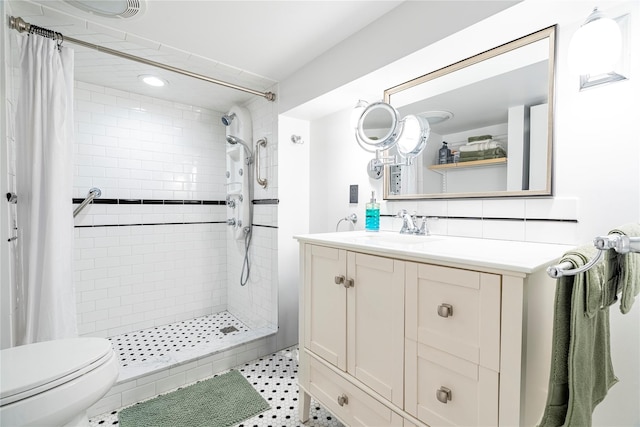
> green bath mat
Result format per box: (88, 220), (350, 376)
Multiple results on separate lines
(119, 369), (269, 427)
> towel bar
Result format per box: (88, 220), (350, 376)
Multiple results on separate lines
(547, 234), (640, 278)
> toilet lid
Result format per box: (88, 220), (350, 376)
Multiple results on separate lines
(0, 337), (114, 404)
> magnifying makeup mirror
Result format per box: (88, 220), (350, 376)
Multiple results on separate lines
(354, 101), (431, 178)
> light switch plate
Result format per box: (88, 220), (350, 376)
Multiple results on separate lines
(349, 185), (358, 204)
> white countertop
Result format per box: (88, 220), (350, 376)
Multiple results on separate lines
(295, 231), (575, 274)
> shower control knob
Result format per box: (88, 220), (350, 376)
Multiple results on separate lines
(239, 168), (243, 176)
(226, 171), (230, 178)
(226, 218), (236, 226)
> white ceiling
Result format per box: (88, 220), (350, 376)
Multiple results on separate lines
(7, 0), (404, 112)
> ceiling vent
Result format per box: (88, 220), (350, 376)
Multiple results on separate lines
(64, 0), (145, 19)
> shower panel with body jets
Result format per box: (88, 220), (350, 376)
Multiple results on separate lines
(223, 106), (267, 286)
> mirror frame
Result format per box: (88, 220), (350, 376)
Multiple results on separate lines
(382, 26), (556, 200)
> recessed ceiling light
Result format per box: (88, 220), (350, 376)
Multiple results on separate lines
(420, 110), (454, 125)
(139, 75), (168, 87)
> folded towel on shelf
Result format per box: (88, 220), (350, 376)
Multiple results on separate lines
(459, 141), (503, 152)
(458, 154), (506, 162)
(538, 244), (618, 427)
(467, 134), (492, 143)
(459, 147), (506, 159)
(605, 223), (640, 314)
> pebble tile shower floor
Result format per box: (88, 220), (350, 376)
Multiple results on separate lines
(108, 311), (249, 367)
(89, 346), (344, 427)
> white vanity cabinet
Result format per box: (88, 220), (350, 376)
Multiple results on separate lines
(297, 232), (569, 427)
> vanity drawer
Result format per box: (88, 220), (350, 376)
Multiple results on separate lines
(405, 263), (501, 370)
(405, 341), (499, 427)
(306, 352), (404, 427)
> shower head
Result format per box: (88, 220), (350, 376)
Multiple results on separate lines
(221, 113), (236, 126)
(226, 135), (253, 160)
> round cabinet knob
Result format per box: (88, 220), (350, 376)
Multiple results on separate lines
(334, 275), (345, 285)
(337, 394), (349, 406)
(436, 386), (452, 404)
(437, 303), (453, 318)
(344, 278), (354, 288)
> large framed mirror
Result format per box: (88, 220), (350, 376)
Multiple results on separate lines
(383, 26), (556, 199)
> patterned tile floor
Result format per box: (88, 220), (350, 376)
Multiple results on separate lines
(89, 347), (343, 427)
(108, 311), (249, 367)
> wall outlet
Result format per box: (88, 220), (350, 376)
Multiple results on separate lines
(349, 185), (358, 204)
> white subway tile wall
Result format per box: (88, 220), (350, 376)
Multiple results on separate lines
(73, 81), (226, 201)
(74, 223), (227, 337)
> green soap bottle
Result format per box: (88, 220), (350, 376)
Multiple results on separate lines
(365, 191), (380, 232)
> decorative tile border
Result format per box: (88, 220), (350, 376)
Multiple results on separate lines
(73, 198), (279, 228)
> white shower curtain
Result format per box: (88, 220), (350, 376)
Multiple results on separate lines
(15, 34), (77, 344)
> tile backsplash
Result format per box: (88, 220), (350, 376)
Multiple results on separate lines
(380, 197), (579, 245)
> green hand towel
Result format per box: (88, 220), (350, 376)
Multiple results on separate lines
(468, 134), (492, 142)
(606, 223), (640, 314)
(459, 147), (506, 158)
(538, 244), (618, 427)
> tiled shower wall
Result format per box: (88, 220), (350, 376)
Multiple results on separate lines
(72, 81), (277, 338)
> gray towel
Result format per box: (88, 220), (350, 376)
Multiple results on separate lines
(606, 223), (640, 314)
(538, 244), (618, 427)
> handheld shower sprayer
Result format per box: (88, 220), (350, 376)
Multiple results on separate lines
(221, 113), (236, 126)
(226, 135), (253, 164)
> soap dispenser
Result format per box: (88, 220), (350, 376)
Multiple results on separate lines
(438, 141), (451, 164)
(365, 191), (380, 232)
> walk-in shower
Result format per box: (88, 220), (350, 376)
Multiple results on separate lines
(4, 14), (278, 410)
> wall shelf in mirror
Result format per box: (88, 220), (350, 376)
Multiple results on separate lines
(382, 26), (556, 200)
(428, 157), (507, 171)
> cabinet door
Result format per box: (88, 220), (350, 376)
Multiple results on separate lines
(347, 252), (405, 407)
(304, 245), (347, 370)
(405, 263), (501, 370)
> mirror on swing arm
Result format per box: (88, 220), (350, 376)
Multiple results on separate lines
(353, 100), (431, 181)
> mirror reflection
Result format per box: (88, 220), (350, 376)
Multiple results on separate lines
(383, 26), (556, 199)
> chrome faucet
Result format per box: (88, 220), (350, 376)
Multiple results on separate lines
(397, 209), (429, 235)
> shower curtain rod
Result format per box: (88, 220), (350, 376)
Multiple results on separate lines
(9, 16), (276, 102)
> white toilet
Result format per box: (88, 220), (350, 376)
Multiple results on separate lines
(0, 337), (119, 427)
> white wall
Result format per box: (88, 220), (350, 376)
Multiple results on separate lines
(279, 1), (518, 114)
(277, 115), (310, 349)
(284, 1), (639, 425)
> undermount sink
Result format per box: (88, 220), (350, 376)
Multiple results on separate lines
(345, 232), (442, 247)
